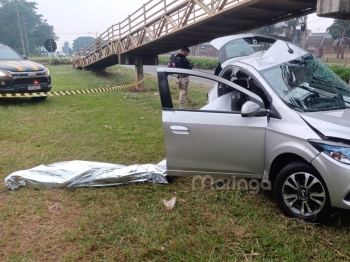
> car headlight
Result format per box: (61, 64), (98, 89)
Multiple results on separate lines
(44, 69), (50, 76)
(0, 70), (12, 78)
(309, 140), (350, 165)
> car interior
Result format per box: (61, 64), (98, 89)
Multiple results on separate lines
(218, 68), (271, 112)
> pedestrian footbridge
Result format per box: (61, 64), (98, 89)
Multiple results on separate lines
(71, 0), (317, 89)
(72, 0), (317, 70)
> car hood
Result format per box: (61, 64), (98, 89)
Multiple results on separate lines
(0, 60), (46, 72)
(300, 109), (350, 141)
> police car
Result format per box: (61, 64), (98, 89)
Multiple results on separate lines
(0, 42), (52, 100)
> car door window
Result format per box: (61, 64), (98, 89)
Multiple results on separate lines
(158, 68), (264, 113)
(216, 67), (271, 110)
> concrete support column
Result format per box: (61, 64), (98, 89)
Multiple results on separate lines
(135, 56), (144, 91)
(317, 0), (350, 19)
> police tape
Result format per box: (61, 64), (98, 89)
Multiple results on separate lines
(0, 79), (144, 98)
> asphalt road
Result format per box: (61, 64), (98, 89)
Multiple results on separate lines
(121, 65), (215, 86)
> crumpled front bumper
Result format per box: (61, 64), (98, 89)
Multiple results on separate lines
(311, 153), (350, 210)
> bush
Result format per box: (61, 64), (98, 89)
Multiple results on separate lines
(158, 55), (219, 70)
(328, 65), (350, 84)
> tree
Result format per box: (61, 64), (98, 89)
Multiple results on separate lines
(251, 18), (303, 44)
(72, 36), (95, 52)
(62, 41), (71, 54)
(327, 19), (350, 39)
(0, 1), (57, 54)
(327, 20), (350, 59)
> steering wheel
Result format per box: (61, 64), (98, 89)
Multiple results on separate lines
(304, 94), (319, 108)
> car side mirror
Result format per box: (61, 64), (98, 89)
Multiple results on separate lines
(22, 55), (28, 60)
(241, 101), (268, 117)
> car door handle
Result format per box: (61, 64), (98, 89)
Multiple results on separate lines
(170, 125), (190, 135)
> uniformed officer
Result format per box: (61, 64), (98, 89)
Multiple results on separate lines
(174, 46), (193, 109)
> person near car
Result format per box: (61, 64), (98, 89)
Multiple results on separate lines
(174, 46), (193, 109)
(168, 52), (175, 67)
(214, 62), (222, 76)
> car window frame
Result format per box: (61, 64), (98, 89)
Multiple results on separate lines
(157, 67), (263, 114)
(220, 65), (282, 119)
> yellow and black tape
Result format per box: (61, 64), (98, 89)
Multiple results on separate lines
(0, 79), (144, 98)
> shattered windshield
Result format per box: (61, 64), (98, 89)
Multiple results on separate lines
(220, 37), (275, 63)
(261, 54), (350, 112)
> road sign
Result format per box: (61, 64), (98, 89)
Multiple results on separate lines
(44, 39), (57, 52)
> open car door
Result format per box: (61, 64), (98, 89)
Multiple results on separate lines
(157, 67), (268, 178)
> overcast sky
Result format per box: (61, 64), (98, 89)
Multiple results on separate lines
(33, 0), (335, 51)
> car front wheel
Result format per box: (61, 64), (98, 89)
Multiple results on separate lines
(274, 161), (331, 223)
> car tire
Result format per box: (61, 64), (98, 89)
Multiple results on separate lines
(274, 161), (331, 223)
(31, 96), (47, 101)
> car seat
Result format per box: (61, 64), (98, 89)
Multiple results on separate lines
(231, 91), (248, 112)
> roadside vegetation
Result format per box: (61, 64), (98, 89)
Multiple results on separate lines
(1, 64), (350, 261)
(158, 55), (220, 70)
(30, 56), (72, 66)
(328, 65), (350, 83)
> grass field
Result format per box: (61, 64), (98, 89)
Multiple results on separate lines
(1, 65), (350, 261)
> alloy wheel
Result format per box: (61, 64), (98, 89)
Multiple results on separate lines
(282, 172), (326, 217)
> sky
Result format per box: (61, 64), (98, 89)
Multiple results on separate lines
(33, 0), (335, 52)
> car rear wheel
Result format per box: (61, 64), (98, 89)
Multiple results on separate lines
(274, 161), (331, 223)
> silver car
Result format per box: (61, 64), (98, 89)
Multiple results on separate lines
(157, 34), (350, 222)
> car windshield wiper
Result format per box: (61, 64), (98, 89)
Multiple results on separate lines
(297, 83), (337, 99)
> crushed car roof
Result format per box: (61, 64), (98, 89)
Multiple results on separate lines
(210, 33), (283, 50)
(240, 40), (309, 71)
(210, 34), (309, 71)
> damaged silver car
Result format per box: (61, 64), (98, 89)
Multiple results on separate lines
(157, 34), (350, 222)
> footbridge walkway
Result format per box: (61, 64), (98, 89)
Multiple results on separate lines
(71, 0), (317, 88)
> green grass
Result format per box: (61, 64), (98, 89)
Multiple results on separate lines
(1, 65), (350, 261)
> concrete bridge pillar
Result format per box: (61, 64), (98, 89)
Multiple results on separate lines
(317, 0), (350, 19)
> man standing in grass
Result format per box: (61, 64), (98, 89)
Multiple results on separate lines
(174, 46), (193, 109)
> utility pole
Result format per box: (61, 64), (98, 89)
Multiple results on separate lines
(15, 0), (26, 55)
(302, 15), (308, 50)
(21, 14), (30, 56)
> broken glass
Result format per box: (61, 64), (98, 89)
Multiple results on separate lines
(261, 54), (350, 112)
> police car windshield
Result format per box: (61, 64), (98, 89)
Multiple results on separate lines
(220, 37), (276, 63)
(0, 46), (23, 61)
